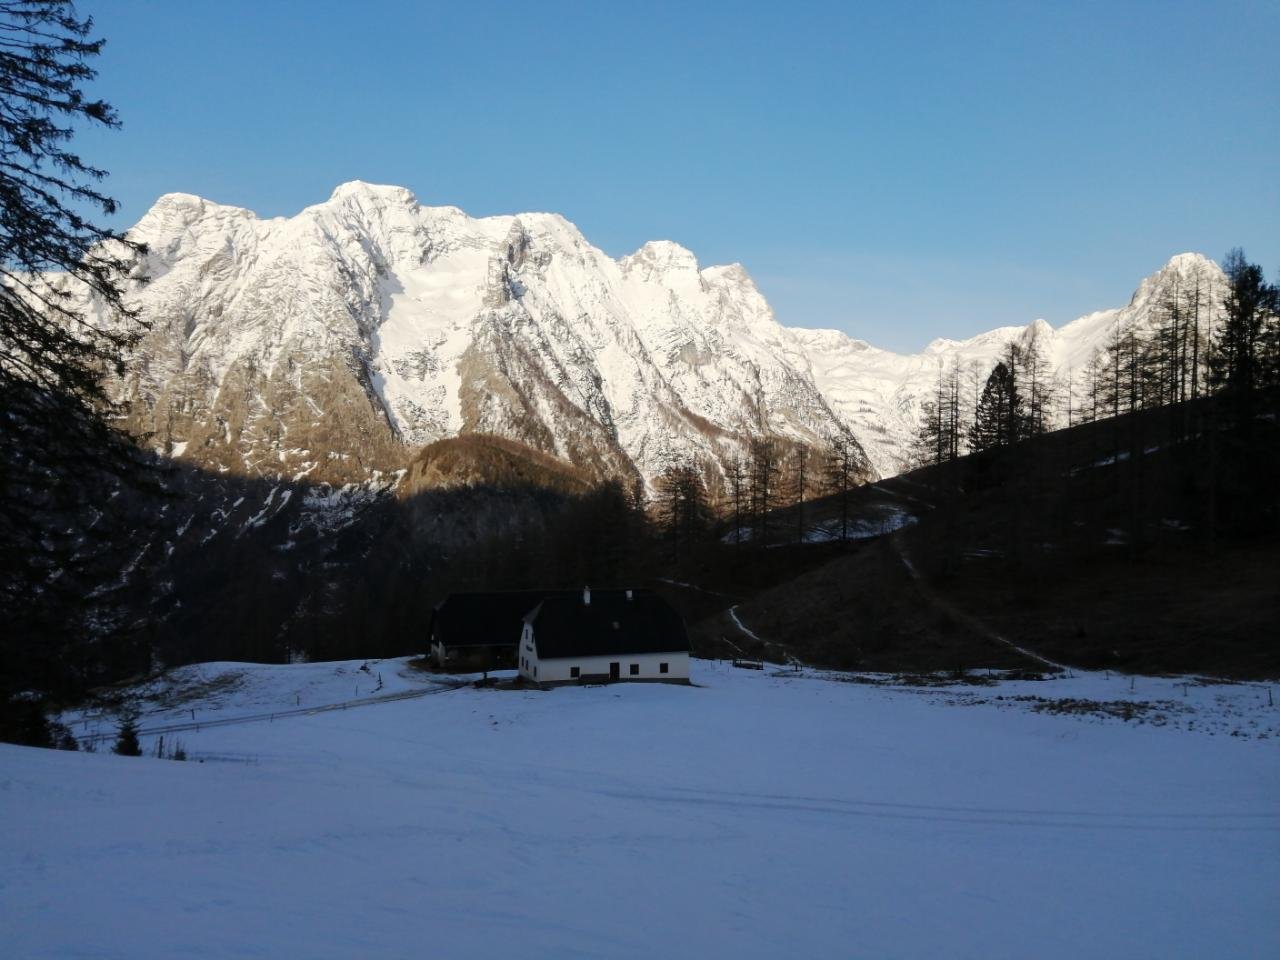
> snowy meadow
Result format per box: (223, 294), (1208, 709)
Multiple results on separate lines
(2, 659), (1277, 959)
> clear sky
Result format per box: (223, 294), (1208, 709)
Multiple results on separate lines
(76, 0), (1277, 353)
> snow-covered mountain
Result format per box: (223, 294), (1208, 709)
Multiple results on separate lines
(792, 252), (1226, 475)
(87, 182), (1226, 485)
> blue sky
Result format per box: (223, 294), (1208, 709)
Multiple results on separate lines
(78, 0), (1277, 352)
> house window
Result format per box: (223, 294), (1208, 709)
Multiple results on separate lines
(570, 666), (580, 678)
(660, 662), (669, 674)
(629, 663), (639, 676)
(533, 665), (537, 677)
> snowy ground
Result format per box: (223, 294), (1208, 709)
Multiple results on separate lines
(3, 659), (1278, 959)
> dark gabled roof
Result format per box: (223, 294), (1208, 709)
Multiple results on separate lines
(525, 589), (689, 660)
(429, 591), (567, 648)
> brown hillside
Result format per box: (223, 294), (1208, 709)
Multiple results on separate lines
(402, 434), (599, 496)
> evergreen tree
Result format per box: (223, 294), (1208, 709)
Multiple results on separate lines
(113, 714), (141, 756)
(1261, 271), (1280, 390)
(0, 1), (143, 438)
(1210, 248), (1270, 398)
(968, 360), (1023, 453)
(0, 2), (149, 720)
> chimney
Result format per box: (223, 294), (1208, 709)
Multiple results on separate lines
(626, 589), (633, 600)
(583, 586), (591, 606)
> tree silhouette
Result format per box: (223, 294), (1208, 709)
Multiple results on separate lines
(113, 714), (141, 756)
(0, 2), (148, 711)
(968, 361), (1023, 453)
(0, 1), (144, 408)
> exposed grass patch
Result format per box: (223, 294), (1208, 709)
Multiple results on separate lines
(1010, 695), (1191, 724)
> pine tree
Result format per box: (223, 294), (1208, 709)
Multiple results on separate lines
(0, 1), (143, 434)
(968, 360), (1023, 453)
(1210, 249), (1274, 426)
(0, 2), (149, 719)
(113, 714), (141, 757)
(1260, 272), (1280, 390)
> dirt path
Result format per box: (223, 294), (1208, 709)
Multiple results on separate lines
(890, 536), (1068, 672)
(724, 605), (811, 669)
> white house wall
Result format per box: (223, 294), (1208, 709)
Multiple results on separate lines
(517, 630), (689, 684)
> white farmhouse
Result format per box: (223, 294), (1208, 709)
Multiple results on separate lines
(518, 587), (691, 686)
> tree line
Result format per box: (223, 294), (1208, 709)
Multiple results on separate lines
(913, 250), (1280, 469)
(651, 432), (867, 559)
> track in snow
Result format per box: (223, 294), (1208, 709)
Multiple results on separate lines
(75, 680), (467, 745)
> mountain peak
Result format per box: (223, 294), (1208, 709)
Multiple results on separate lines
(326, 180), (418, 206)
(1164, 251), (1216, 270)
(130, 192), (257, 244)
(701, 262), (751, 285)
(622, 240), (700, 275)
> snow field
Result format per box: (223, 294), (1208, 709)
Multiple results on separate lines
(2, 659), (1277, 959)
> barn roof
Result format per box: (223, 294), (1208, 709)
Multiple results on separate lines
(525, 589), (689, 660)
(429, 591), (558, 648)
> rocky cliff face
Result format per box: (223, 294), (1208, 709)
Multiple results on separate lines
(67, 182), (1226, 486)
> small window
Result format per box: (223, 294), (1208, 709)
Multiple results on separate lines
(533, 665), (537, 677)
(629, 663), (639, 676)
(660, 662), (669, 674)
(570, 666), (580, 678)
